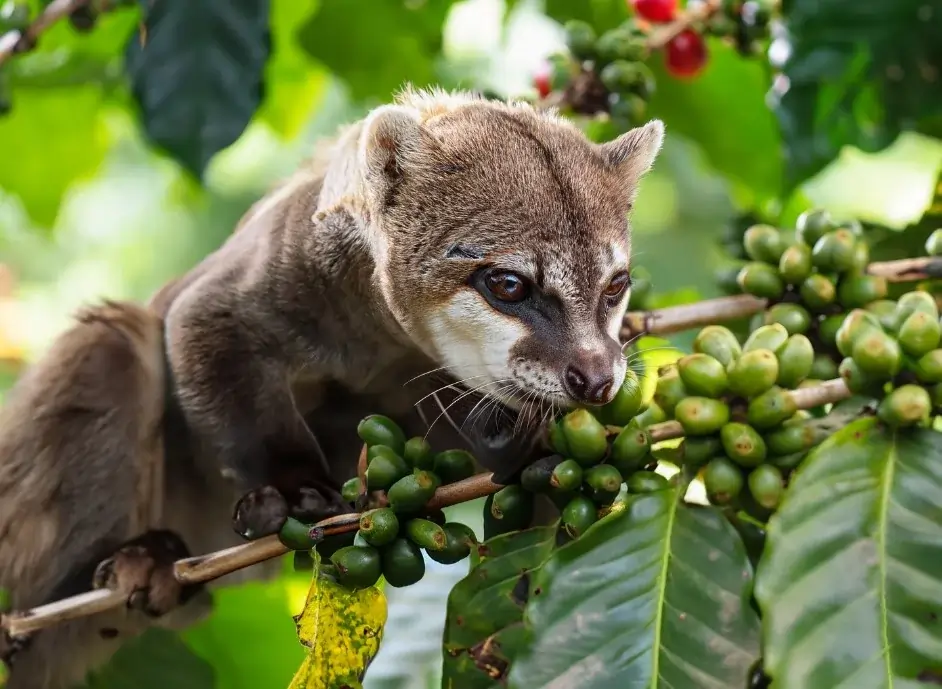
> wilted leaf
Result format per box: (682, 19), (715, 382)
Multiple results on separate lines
(289, 571), (387, 689)
(442, 524), (558, 689)
(754, 417), (942, 688)
(508, 487), (761, 688)
(776, 0), (942, 188)
(297, 0), (454, 102)
(125, 0), (272, 177)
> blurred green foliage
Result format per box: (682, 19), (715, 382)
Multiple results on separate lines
(0, 0), (940, 686)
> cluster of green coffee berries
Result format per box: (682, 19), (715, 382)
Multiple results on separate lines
(535, 18), (656, 127)
(507, 369), (672, 542)
(279, 415), (479, 591)
(657, 322), (823, 514)
(704, 0), (775, 57)
(833, 293), (942, 428)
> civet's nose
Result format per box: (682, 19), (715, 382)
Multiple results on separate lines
(563, 357), (616, 405)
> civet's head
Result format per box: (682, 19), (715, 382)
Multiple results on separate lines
(358, 88), (663, 410)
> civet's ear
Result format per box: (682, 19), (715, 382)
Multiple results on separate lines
(360, 105), (426, 211)
(596, 119), (665, 199)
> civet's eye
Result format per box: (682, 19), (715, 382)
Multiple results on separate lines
(603, 272), (631, 300)
(485, 271), (530, 302)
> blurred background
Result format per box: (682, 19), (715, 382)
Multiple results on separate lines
(0, 0), (940, 686)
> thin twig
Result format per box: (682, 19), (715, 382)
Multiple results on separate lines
(1, 377), (852, 637)
(0, 0), (90, 67)
(622, 256), (942, 339)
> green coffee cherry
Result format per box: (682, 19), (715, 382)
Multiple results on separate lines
(914, 349), (942, 384)
(811, 229), (857, 273)
(331, 545), (383, 590)
(746, 386), (798, 430)
(359, 508), (400, 547)
(778, 243), (813, 285)
(728, 349), (779, 398)
(931, 382), (942, 409)
(674, 396), (731, 436)
(837, 275), (888, 309)
(387, 471), (439, 514)
(770, 451), (807, 471)
(635, 401), (667, 427)
(795, 208), (835, 247)
(765, 422), (816, 456)
(737, 262), (785, 299)
(850, 240), (870, 272)
(835, 309), (882, 358)
(653, 369), (688, 416)
(744, 323), (789, 353)
(427, 522), (477, 565)
(357, 415), (406, 455)
(818, 313), (846, 349)
(897, 311), (942, 358)
(341, 477), (361, 503)
(775, 334), (814, 388)
(609, 423), (652, 473)
(548, 419), (571, 456)
(595, 27), (646, 64)
(521, 455), (565, 493)
(748, 464), (785, 510)
(743, 224), (787, 263)
(799, 274), (836, 311)
(366, 446), (410, 491)
(877, 384), (932, 428)
(677, 353), (728, 397)
(703, 457), (744, 504)
(279, 517), (317, 551)
(925, 228), (942, 256)
(551, 458), (584, 492)
(564, 19), (597, 60)
(851, 330), (902, 379)
(314, 530), (356, 560)
(625, 470), (669, 493)
(381, 538), (426, 587)
(601, 369), (645, 425)
(484, 485), (535, 538)
(681, 436), (722, 468)
(403, 437), (434, 470)
(895, 291), (939, 326)
(561, 495), (598, 538)
(584, 465), (624, 505)
(600, 60), (654, 98)
(720, 423), (768, 467)
(693, 325), (742, 367)
(764, 303), (812, 336)
(865, 299), (899, 333)
(560, 409), (609, 466)
(405, 518), (448, 551)
(837, 356), (882, 396)
(433, 449), (477, 485)
(807, 354), (837, 381)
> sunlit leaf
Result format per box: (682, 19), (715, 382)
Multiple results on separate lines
(125, 0), (272, 176)
(508, 486), (761, 688)
(442, 524), (558, 688)
(289, 570), (387, 689)
(755, 417), (942, 687)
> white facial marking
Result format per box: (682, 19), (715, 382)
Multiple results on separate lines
(424, 291), (528, 408)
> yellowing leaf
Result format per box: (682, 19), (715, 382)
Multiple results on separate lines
(289, 572), (387, 689)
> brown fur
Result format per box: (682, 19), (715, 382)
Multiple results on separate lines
(0, 87), (663, 688)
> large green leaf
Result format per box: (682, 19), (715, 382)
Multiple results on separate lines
(646, 38), (782, 203)
(125, 0), (272, 176)
(508, 487), (761, 688)
(442, 524), (558, 689)
(297, 0), (455, 103)
(777, 0), (942, 188)
(80, 628), (215, 689)
(754, 417), (942, 687)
